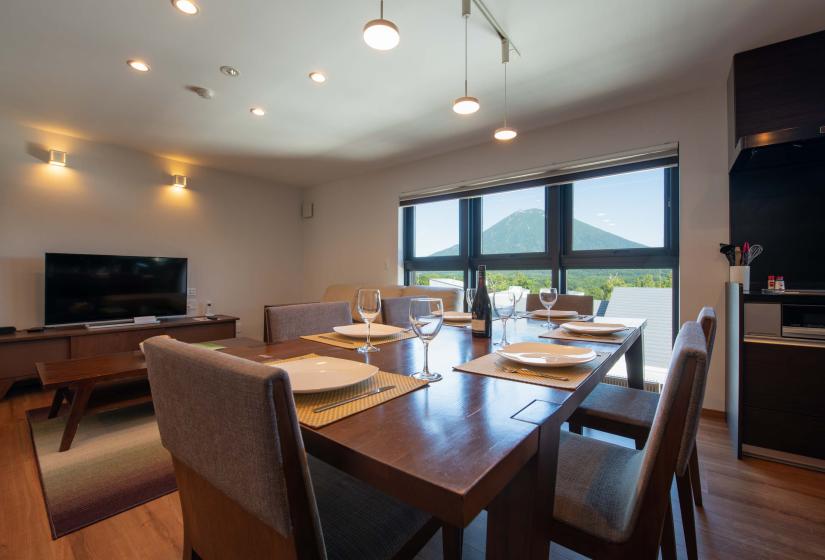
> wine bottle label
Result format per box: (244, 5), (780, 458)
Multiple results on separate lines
(471, 319), (486, 332)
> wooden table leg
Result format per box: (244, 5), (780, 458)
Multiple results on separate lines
(48, 387), (68, 418)
(442, 525), (463, 560)
(626, 330), (646, 390)
(0, 379), (14, 401)
(59, 383), (94, 452)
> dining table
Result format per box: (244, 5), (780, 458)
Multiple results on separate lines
(222, 315), (647, 560)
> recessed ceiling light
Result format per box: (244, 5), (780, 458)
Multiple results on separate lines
(309, 71), (327, 84)
(250, 107), (266, 117)
(220, 65), (240, 77)
(127, 59), (151, 72)
(494, 127), (517, 141)
(171, 0), (199, 15)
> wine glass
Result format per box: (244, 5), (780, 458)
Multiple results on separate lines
(465, 287), (477, 311)
(356, 288), (382, 353)
(492, 291), (516, 346)
(509, 286), (525, 318)
(539, 287), (558, 329)
(409, 298), (444, 382)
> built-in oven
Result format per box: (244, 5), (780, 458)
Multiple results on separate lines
(782, 305), (825, 340)
(744, 302), (825, 341)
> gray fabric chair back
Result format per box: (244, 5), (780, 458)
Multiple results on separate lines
(265, 302), (352, 343)
(382, 296), (415, 328)
(674, 307), (717, 475)
(619, 321), (708, 539)
(526, 293), (594, 315)
(144, 337), (323, 548)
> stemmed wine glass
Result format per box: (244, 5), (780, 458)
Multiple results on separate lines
(492, 291), (516, 346)
(409, 298), (444, 382)
(539, 287), (559, 329)
(356, 288), (382, 353)
(465, 287), (477, 311)
(509, 286), (525, 318)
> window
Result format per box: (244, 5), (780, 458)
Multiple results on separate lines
(571, 168), (666, 251)
(566, 268), (674, 381)
(481, 187), (546, 255)
(413, 199), (460, 257)
(402, 159), (679, 384)
(412, 270), (465, 289)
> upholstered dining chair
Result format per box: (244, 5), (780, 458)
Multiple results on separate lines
(566, 307), (717, 560)
(525, 293), (594, 315)
(550, 320), (708, 559)
(381, 296), (415, 328)
(264, 302), (352, 343)
(144, 337), (441, 560)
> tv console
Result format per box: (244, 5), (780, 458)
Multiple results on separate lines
(0, 315), (238, 400)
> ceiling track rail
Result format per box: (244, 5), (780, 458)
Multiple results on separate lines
(470, 0), (521, 58)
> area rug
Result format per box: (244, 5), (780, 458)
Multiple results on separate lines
(27, 403), (176, 538)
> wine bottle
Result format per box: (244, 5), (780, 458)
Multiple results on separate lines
(471, 265), (492, 338)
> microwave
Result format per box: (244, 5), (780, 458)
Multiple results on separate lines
(745, 303), (825, 341)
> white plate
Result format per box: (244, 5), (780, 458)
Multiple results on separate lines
(274, 356), (378, 394)
(530, 309), (579, 318)
(497, 342), (597, 367)
(561, 321), (628, 335)
(333, 323), (405, 339)
(443, 311), (471, 322)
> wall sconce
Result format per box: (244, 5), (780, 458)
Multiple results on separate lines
(172, 175), (188, 188)
(49, 149), (67, 167)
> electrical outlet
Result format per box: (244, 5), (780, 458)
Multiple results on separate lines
(187, 288), (197, 297)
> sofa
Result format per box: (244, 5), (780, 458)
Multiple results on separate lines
(322, 283), (463, 323)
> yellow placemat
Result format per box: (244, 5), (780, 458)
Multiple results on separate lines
(301, 330), (417, 349)
(453, 351), (608, 390)
(538, 327), (632, 345)
(263, 353), (428, 428)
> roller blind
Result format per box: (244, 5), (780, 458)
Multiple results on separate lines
(399, 143), (678, 206)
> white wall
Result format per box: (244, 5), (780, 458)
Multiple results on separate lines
(301, 85), (730, 411)
(0, 118), (304, 339)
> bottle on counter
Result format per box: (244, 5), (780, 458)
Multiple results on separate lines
(471, 265), (492, 339)
(768, 275), (776, 290)
(775, 276), (785, 291)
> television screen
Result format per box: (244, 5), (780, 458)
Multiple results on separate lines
(45, 253), (188, 326)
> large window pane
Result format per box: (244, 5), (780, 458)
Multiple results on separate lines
(412, 270), (465, 289)
(485, 269), (552, 313)
(572, 168), (665, 250)
(566, 268), (673, 382)
(481, 187), (546, 254)
(414, 199), (460, 257)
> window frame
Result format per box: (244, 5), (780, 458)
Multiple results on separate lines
(402, 159), (679, 338)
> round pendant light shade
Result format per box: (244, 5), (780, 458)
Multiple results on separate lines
(453, 96), (480, 115)
(494, 127), (517, 141)
(363, 18), (400, 50)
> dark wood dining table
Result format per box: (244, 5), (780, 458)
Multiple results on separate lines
(223, 316), (647, 560)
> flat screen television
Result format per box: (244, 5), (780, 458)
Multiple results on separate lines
(45, 253), (188, 326)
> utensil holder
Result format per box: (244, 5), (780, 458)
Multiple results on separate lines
(730, 266), (750, 292)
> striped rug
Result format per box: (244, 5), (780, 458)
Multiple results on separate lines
(27, 403), (176, 538)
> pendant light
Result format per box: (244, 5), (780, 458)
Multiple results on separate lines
(363, 0), (400, 51)
(453, 3), (479, 115)
(494, 40), (517, 141)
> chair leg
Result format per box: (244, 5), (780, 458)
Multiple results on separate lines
(660, 500), (677, 560)
(688, 447), (703, 507)
(677, 472), (699, 560)
(442, 525), (463, 560)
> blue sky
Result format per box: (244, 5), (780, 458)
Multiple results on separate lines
(414, 168), (664, 256)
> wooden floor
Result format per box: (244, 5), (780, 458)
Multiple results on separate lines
(1, 384), (823, 560)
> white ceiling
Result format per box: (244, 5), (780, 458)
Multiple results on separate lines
(1, 1), (824, 186)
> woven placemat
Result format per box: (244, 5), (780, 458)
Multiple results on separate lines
(453, 351), (608, 390)
(263, 354), (428, 428)
(301, 330), (417, 349)
(539, 326), (632, 345)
